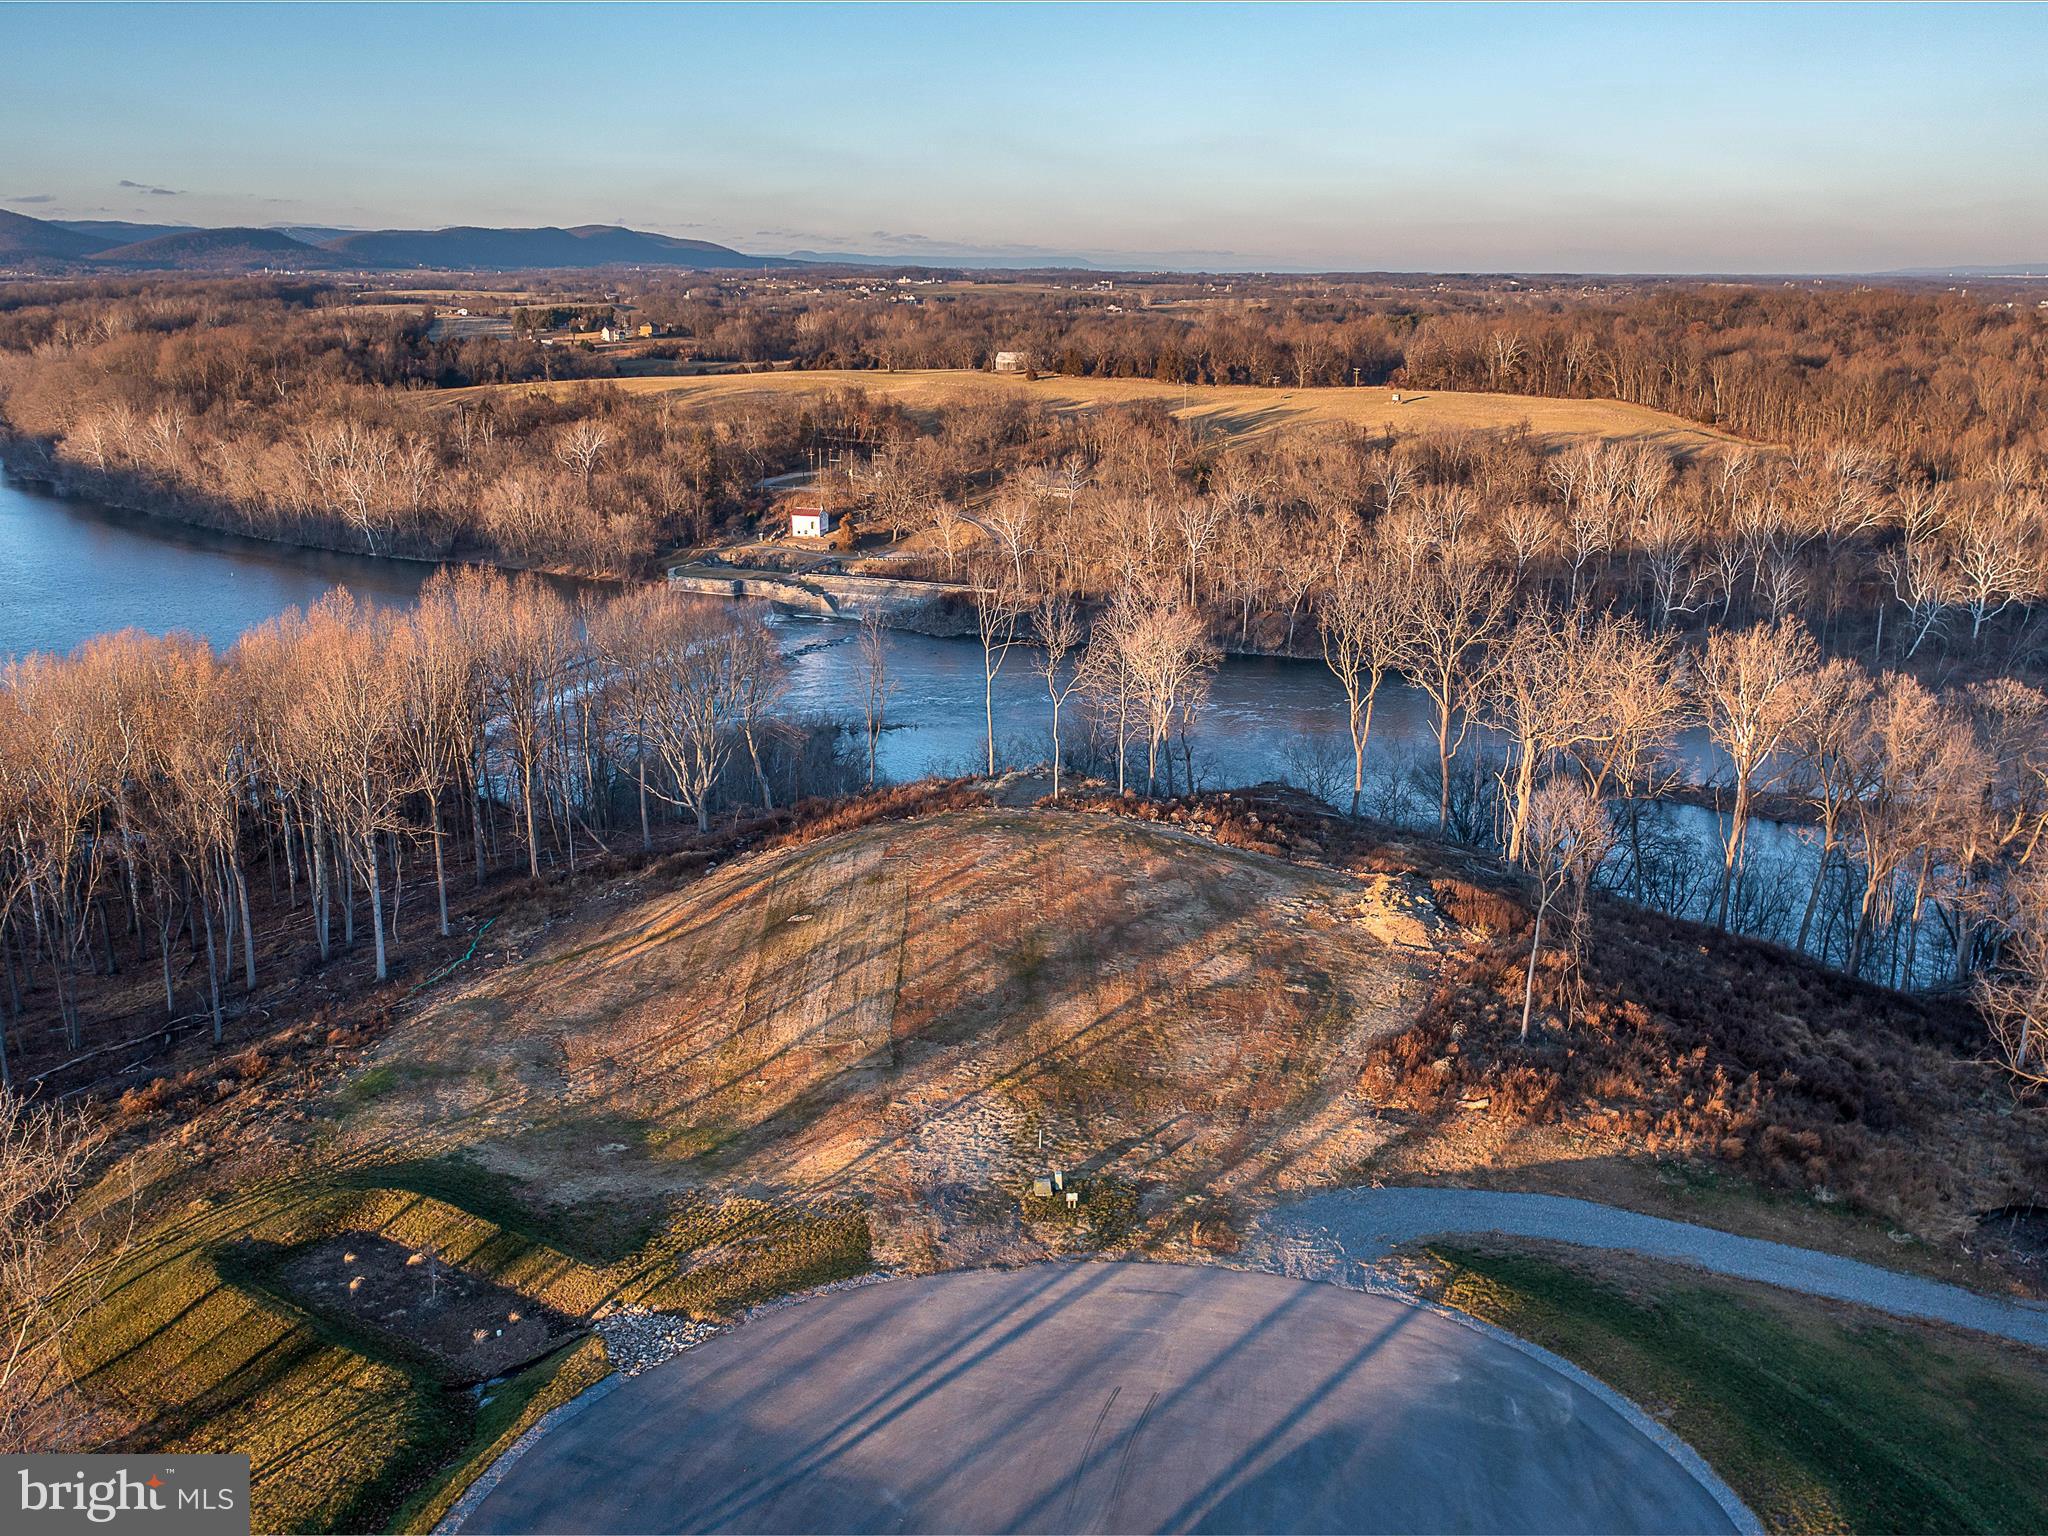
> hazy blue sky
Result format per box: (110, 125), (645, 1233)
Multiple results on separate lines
(4, 3), (2043, 272)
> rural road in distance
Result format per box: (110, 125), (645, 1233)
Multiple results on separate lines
(463, 1262), (1745, 1534)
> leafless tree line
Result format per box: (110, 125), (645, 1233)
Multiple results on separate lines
(945, 472), (2046, 1081)
(0, 571), (856, 1084)
(7, 283), (2045, 644)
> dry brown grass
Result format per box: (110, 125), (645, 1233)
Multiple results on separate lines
(1356, 878), (2046, 1253)
(70, 797), (2048, 1530)
(415, 368), (1750, 452)
(346, 808), (1441, 1273)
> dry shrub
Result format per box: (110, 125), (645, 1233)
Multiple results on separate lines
(1045, 789), (1326, 857)
(1430, 876), (1529, 935)
(770, 780), (992, 848)
(1360, 889), (2043, 1220)
(116, 1077), (175, 1120)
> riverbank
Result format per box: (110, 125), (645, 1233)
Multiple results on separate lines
(0, 434), (629, 586)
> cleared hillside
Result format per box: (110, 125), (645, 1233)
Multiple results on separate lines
(60, 800), (2044, 1530)
(67, 808), (1442, 1528)
(422, 368), (1753, 451)
(353, 808), (1445, 1268)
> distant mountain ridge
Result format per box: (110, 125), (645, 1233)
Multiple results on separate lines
(0, 208), (110, 261)
(0, 209), (790, 272)
(325, 223), (787, 270)
(52, 219), (197, 244)
(92, 227), (330, 269)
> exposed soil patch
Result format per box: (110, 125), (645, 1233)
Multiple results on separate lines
(347, 809), (1444, 1272)
(278, 1231), (578, 1382)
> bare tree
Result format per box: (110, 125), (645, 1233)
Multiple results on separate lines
(1949, 499), (2038, 643)
(1880, 538), (1953, 659)
(1119, 581), (1218, 795)
(586, 586), (666, 848)
(726, 610), (787, 811)
(1979, 862), (2048, 1090)
(397, 573), (484, 930)
(970, 560), (1026, 776)
(1077, 593), (1141, 795)
(1518, 780), (1613, 1042)
(1696, 618), (1818, 929)
(1033, 586), (1082, 799)
(0, 1097), (129, 1453)
(1788, 658), (1879, 957)
(1317, 547), (1408, 816)
(629, 595), (745, 834)
(1406, 549), (1511, 832)
(481, 575), (577, 877)
(856, 607), (892, 788)
(554, 419), (612, 492)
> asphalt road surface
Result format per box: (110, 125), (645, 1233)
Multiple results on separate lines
(464, 1263), (1741, 1534)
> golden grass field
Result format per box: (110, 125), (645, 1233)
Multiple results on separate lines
(420, 368), (1751, 452)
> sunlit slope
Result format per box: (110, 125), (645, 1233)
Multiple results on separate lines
(419, 368), (1750, 452)
(361, 809), (1445, 1267)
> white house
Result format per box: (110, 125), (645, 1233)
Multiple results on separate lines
(790, 507), (838, 539)
(992, 350), (1028, 374)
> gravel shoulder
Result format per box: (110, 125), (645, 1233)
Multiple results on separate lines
(1246, 1186), (2048, 1350)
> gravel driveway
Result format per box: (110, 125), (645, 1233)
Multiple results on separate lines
(1247, 1186), (2048, 1349)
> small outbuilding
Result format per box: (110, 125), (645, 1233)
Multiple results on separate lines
(790, 507), (839, 539)
(992, 350), (1029, 375)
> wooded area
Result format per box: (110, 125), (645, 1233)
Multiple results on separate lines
(0, 273), (2044, 1092)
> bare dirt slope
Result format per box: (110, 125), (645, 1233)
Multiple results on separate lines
(349, 809), (1447, 1271)
(418, 369), (1748, 452)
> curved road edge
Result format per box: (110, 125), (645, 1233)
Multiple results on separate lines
(1381, 1281), (1763, 1536)
(1243, 1185), (2048, 1350)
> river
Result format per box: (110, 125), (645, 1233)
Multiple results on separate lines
(0, 470), (1491, 798)
(0, 473), (431, 657)
(1, 473), (1871, 968)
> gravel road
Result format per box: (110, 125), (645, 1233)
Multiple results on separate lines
(1246, 1186), (2048, 1349)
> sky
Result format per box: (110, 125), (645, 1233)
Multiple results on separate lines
(3, 2), (2045, 274)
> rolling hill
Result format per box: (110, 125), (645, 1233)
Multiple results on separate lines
(0, 207), (788, 272)
(425, 367), (1754, 453)
(89, 226), (330, 269)
(49, 218), (196, 246)
(0, 206), (111, 261)
(324, 222), (788, 270)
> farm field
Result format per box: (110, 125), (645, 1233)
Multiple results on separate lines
(418, 368), (1753, 451)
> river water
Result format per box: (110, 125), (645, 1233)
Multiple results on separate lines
(0, 474), (431, 657)
(1, 473), (1859, 963)
(0, 470), (1499, 798)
